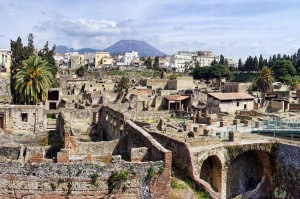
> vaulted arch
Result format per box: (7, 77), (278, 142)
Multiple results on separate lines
(200, 155), (222, 192)
(226, 150), (275, 198)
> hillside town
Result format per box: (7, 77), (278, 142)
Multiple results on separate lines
(0, 34), (299, 199)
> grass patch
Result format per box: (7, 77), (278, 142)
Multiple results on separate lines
(108, 70), (126, 76)
(79, 138), (91, 142)
(183, 178), (210, 199)
(171, 178), (187, 190)
(38, 137), (49, 146)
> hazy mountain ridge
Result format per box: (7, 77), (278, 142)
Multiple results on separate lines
(55, 40), (165, 57)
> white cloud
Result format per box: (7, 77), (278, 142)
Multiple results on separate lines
(35, 18), (134, 37)
(1, 0), (300, 60)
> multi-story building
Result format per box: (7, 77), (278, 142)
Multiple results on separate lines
(171, 50), (235, 72)
(170, 51), (194, 72)
(83, 52), (95, 68)
(192, 51), (215, 67)
(117, 51), (139, 66)
(95, 52), (113, 68)
(0, 49), (11, 73)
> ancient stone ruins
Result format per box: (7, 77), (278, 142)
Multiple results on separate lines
(0, 70), (299, 199)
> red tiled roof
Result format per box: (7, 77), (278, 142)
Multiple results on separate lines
(165, 95), (189, 101)
(208, 92), (255, 101)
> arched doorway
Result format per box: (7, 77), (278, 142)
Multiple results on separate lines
(226, 150), (274, 198)
(200, 155), (222, 192)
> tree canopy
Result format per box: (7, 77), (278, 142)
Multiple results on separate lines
(10, 33), (57, 103)
(114, 77), (130, 93)
(14, 56), (54, 104)
(193, 64), (232, 81)
(272, 60), (296, 85)
(256, 66), (274, 107)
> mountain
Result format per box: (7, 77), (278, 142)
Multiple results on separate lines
(77, 48), (99, 54)
(103, 40), (165, 57)
(55, 45), (73, 54)
(55, 40), (165, 57)
(55, 45), (99, 54)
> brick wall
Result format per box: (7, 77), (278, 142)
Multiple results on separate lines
(125, 120), (172, 198)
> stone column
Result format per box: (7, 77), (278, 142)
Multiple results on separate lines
(221, 166), (228, 199)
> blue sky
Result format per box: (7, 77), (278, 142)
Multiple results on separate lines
(1, 0), (300, 61)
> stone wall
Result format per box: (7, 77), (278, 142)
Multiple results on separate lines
(0, 146), (21, 160)
(0, 105), (46, 134)
(268, 100), (284, 112)
(288, 103), (300, 112)
(99, 106), (125, 140)
(275, 143), (300, 198)
(74, 140), (119, 156)
(0, 158), (165, 198)
(144, 128), (193, 176)
(125, 121), (172, 199)
(140, 79), (168, 89)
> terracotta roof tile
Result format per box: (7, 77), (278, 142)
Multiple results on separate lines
(165, 95), (189, 101)
(208, 92), (255, 101)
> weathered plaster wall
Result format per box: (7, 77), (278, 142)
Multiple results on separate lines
(0, 105), (46, 134)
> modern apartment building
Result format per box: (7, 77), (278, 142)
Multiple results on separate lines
(117, 51), (139, 66)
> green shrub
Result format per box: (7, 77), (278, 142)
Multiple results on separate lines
(147, 165), (155, 181)
(158, 167), (165, 175)
(91, 172), (99, 185)
(108, 170), (129, 194)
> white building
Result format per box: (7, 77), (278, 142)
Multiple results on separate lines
(192, 51), (215, 67)
(170, 51), (194, 72)
(207, 93), (255, 114)
(118, 51), (139, 66)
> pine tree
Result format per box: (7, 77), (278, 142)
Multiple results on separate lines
(38, 41), (57, 77)
(25, 33), (35, 58)
(238, 58), (243, 71)
(253, 56), (259, 71)
(219, 54), (225, 65)
(258, 54), (264, 70)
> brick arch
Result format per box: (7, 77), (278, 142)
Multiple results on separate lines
(196, 149), (226, 170)
(224, 143), (274, 166)
(200, 155), (222, 192)
(226, 149), (275, 198)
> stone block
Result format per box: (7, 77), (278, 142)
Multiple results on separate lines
(57, 149), (69, 163)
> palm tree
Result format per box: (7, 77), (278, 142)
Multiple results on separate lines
(114, 77), (130, 93)
(257, 66), (274, 107)
(14, 56), (54, 104)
